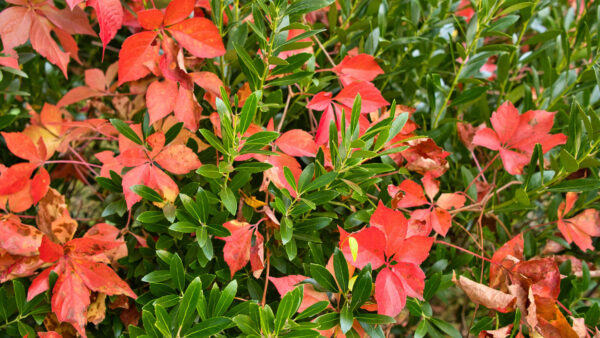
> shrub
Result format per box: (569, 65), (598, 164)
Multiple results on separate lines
(0, 0), (599, 337)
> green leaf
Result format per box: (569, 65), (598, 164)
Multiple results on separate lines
(430, 318), (461, 338)
(274, 286), (303, 334)
(177, 277), (202, 331)
(237, 92), (260, 135)
(235, 162), (273, 173)
(165, 122), (184, 144)
(339, 304), (353, 334)
(333, 248), (349, 292)
(309, 264), (338, 292)
(548, 179), (600, 192)
(315, 312), (340, 330)
(220, 187), (237, 215)
(200, 129), (228, 154)
(154, 304), (171, 337)
(286, 0), (335, 15)
(137, 210), (165, 223)
(305, 172), (337, 192)
(169, 221), (198, 233)
(268, 72), (313, 86)
(110, 118), (143, 145)
(197, 164), (222, 179)
(233, 314), (260, 335)
(13, 280), (25, 313)
(351, 265), (372, 309)
(295, 301), (329, 320)
(130, 185), (163, 202)
(185, 317), (231, 337)
(559, 149), (579, 172)
(586, 303), (600, 326)
(281, 217), (293, 245)
(180, 194), (205, 223)
(449, 86), (488, 107)
(354, 313), (395, 324)
(95, 176), (121, 192)
(142, 271), (171, 283)
(170, 253), (185, 291)
(214, 280), (237, 317)
(283, 167), (298, 193)
(244, 131), (279, 146)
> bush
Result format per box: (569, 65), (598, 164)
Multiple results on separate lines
(0, 0), (599, 337)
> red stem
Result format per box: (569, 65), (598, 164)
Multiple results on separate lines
(434, 239), (494, 264)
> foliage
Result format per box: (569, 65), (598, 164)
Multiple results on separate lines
(0, 0), (599, 337)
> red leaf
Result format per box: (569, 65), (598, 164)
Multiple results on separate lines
(30, 16), (70, 77)
(173, 86), (202, 130)
(269, 275), (329, 312)
(0, 7), (32, 53)
(473, 102), (567, 175)
(87, 0), (123, 57)
(57, 86), (104, 107)
(490, 234), (523, 289)
(2, 132), (44, 164)
(375, 267), (406, 317)
(31, 167), (50, 204)
(339, 226), (386, 270)
(218, 221), (253, 277)
(118, 31), (159, 85)
(392, 262), (426, 299)
(51, 264), (91, 337)
(39, 236), (64, 263)
(332, 54), (384, 86)
(250, 231), (264, 278)
(0, 163), (36, 213)
(512, 258), (561, 299)
(275, 129), (318, 157)
(263, 154), (302, 198)
(38, 332), (61, 338)
(389, 179), (428, 208)
(190, 71), (224, 106)
(146, 80), (178, 125)
(137, 9), (164, 30)
(370, 201), (407, 254)
(163, 0), (195, 26)
(557, 193), (600, 252)
(154, 144), (202, 175)
(306, 92), (333, 111)
(391, 236), (433, 266)
(0, 217), (43, 256)
(27, 263), (62, 301)
(166, 18), (226, 59)
(334, 82), (389, 113)
(431, 207), (452, 237)
(71, 258), (136, 298)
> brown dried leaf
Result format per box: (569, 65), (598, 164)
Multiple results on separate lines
(36, 188), (77, 244)
(453, 272), (516, 312)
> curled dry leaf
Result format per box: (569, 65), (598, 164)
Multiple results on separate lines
(452, 272), (516, 312)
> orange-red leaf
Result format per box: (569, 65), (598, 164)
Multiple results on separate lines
(166, 18), (225, 59)
(154, 144), (202, 175)
(163, 0), (194, 26)
(137, 9), (164, 30)
(87, 0), (123, 57)
(332, 54), (383, 86)
(118, 31), (159, 85)
(275, 130), (318, 157)
(146, 80), (178, 125)
(71, 258), (136, 298)
(218, 221), (253, 277)
(39, 236), (64, 263)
